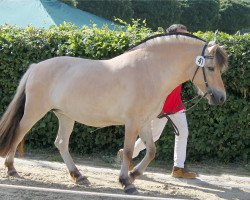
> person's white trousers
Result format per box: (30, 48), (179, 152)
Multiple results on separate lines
(133, 110), (189, 168)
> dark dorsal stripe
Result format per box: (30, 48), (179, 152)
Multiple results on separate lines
(128, 32), (206, 51)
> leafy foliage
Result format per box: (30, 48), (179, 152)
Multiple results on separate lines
(0, 23), (249, 163)
(61, 0), (250, 33)
(131, 0), (181, 30)
(180, 0), (220, 32)
(76, 0), (134, 23)
(218, 0), (250, 33)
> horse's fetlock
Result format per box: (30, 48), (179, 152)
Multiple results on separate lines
(4, 160), (13, 169)
(129, 170), (142, 180)
(119, 176), (130, 187)
(69, 168), (81, 178)
(119, 177), (124, 186)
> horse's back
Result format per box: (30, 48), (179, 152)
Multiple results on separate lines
(25, 56), (130, 126)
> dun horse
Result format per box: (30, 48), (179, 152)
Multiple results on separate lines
(0, 33), (228, 194)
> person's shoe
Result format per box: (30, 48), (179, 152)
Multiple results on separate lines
(117, 149), (134, 171)
(171, 166), (197, 179)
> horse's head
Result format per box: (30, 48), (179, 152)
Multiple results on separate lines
(191, 42), (228, 105)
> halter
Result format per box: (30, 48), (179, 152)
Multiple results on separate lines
(191, 44), (214, 92)
(158, 44), (216, 136)
(184, 44), (215, 113)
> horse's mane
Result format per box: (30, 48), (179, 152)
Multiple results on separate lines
(127, 32), (206, 51)
(215, 46), (228, 72)
(127, 32), (228, 72)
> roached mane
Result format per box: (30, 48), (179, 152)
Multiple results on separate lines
(127, 32), (206, 51)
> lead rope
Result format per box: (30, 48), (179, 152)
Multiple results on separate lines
(157, 113), (180, 136)
(157, 92), (208, 136)
(183, 92), (208, 113)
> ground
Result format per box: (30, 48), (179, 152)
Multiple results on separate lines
(0, 152), (249, 200)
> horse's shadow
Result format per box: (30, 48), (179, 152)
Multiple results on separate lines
(1, 156), (249, 200)
(0, 172), (187, 200)
(0, 159), (181, 200)
(138, 173), (250, 200)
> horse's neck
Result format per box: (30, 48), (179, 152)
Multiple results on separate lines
(148, 41), (203, 100)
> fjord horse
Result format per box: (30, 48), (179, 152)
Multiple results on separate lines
(0, 33), (228, 194)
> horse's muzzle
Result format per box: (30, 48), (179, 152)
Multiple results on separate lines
(209, 89), (226, 105)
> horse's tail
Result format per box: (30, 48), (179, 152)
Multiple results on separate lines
(0, 65), (34, 157)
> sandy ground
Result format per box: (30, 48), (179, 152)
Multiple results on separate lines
(0, 153), (249, 200)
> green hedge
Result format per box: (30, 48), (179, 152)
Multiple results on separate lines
(0, 23), (249, 163)
(218, 0), (250, 34)
(76, 0), (134, 23)
(72, 0), (250, 33)
(131, 0), (181, 30)
(180, 0), (220, 32)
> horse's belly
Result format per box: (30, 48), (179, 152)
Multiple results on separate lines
(77, 118), (122, 127)
(57, 107), (123, 128)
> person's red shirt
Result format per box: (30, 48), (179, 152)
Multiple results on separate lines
(162, 84), (185, 114)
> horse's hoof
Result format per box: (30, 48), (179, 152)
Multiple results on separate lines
(124, 184), (138, 195)
(70, 170), (89, 185)
(7, 169), (19, 177)
(76, 175), (90, 185)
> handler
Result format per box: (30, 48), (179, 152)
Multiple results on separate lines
(119, 24), (197, 179)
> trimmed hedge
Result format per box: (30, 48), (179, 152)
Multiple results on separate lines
(218, 0), (250, 34)
(131, 0), (181, 30)
(76, 0), (134, 23)
(180, 0), (220, 32)
(72, 0), (250, 33)
(0, 23), (249, 163)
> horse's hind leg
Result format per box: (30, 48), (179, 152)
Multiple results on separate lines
(17, 139), (25, 158)
(129, 123), (156, 182)
(54, 112), (88, 184)
(5, 102), (48, 176)
(119, 122), (139, 194)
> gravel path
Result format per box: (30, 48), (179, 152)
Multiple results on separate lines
(0, 155), (249, 200)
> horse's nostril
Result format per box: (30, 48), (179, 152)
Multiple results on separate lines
(219, 95), (225, 104)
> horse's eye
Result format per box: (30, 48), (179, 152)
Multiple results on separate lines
(207, 66), (214, 71)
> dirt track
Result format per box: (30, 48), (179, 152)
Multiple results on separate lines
(0, 153), (249, 200)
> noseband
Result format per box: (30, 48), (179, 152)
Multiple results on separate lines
(191, 44), (214, 96)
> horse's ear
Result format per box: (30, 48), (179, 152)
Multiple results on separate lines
(207, 44), (219, 54)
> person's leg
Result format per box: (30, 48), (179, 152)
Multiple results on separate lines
(169, 110), (197, 178)
(169, 110), (189, 168)
(132, 117), (168, 158)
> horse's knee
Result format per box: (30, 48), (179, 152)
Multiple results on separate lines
(54, 138), (67, 152)
(147, 146), (156, 160)
(54, 138), (60, 149)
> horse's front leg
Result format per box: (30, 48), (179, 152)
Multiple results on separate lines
(54, 112), (89, 185)
(129, 123), (156, 183)
(119, 123), (139, 194)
